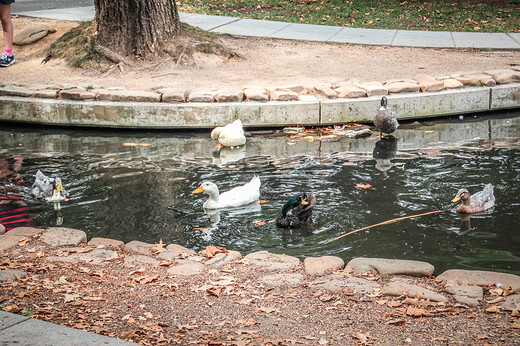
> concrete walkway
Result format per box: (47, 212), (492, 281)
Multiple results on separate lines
(0, 311), (134, 345)
(13, 6), (520, 50)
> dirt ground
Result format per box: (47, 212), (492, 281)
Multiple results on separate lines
(2, 17), (520, 92)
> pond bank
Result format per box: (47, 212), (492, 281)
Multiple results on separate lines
(1, 70), (519, 129)
(1, 226), (519, 344)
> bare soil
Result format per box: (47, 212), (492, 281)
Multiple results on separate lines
(2, 17), (520, 92)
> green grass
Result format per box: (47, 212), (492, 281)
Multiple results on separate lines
(176, 0), (520, 32)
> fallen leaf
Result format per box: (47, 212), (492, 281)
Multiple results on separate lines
(466, 312), (477, 318)
(54, 276), (69, 285)
(254, 306), (280, 314)
(351, 332), (367, 343)
(375, 299), (388, 305)
(1, 304), (20, 313)
(17, 237), (30, 246)
(477, 334), (489, 340)
(150, 239), (166, 253)
(123, 142), (137, 146)
(206, 287), (222, 297)
(485, 305), (498, 313)
(192, 227), (205, 230)
(386, 318), (405, 325)
(235, 318), (257, 326)
(137, 143), (152, 147)
(405, 306), (432, 317)
(255, 221), (266, 226)
(503, 287), (519, 296)
(387, 300), (402, 308)
(136, 276), (158, 284)
(205, 246), (229, 259)
(355, 183), (372, 189)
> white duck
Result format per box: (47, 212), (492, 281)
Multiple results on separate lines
(210, 119), (246, 147)
(192, 176), (261, 209)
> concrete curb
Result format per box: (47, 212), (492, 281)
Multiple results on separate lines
(1, 84), (519, 129)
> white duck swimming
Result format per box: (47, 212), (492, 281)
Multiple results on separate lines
(211, 119), (246, 147)
(192, 176), (261, 209)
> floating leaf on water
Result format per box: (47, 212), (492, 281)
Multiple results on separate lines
(355, 183), (372, 189)
(123, 142), (138, 146)
(137, 143), (152, 147)
(255, 221), (266, 226)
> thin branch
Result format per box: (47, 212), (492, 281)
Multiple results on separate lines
(324, 210), (446, 244)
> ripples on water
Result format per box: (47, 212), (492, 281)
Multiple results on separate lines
(1, 113), (519, 275)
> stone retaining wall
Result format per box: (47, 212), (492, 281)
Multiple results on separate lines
(1, 69), (519, 129)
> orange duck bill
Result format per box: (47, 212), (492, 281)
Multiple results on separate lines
(192, 185), (204, 194)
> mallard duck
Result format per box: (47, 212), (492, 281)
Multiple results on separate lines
(192, 176), (260, 209)
(373, 96), (399, 137)
(32, 170), (68, 201)
(275, 192), (315, 228)
(451, 184), (495, 214)
(211, 119), (246, 147)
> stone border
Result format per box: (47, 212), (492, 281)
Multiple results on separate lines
(1, 69), (519, 129)
(1, 226), (520, 310)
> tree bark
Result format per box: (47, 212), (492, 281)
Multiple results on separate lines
(94, 0), (181, 59)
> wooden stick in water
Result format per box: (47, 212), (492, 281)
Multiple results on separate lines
(324, 210), (445, 244)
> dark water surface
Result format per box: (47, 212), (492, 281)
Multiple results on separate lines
(1, 113), (519, 275)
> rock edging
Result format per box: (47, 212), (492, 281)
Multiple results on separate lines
(1, 226), (519, 313)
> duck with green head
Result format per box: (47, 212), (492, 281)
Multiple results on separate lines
(275, 192), (315, 228)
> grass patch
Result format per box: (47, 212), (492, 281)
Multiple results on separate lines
(50, 21), (102, 68)
(176, 0), (520, 32)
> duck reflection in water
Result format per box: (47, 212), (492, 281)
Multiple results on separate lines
(212, 145), (246, 166)
(199, 203), (262, 242)
(372, 136), (398, 173)
(451, 208), (495, 236)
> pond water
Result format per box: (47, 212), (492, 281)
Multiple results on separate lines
(1, 112), (519, 275)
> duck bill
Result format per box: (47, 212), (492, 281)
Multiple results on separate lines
(192, 186), (204, 194)
(301, 200), (308, 205)
(451, 194), (461, 203)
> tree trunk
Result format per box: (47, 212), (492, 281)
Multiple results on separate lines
(94, 0), (181, 59)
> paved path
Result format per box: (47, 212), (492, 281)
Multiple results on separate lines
(0, 311), (134, 345)
(13, 6), (520, 50)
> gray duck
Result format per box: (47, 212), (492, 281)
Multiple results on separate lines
(32, 170), (68, 202)
(373, 96), (399, 137)
(451, 184), (495, 214)
(275, 192), (315, 228)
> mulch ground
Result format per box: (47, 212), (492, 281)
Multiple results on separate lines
(1, 239), (519, 345)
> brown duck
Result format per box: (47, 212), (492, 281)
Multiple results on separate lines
(373, 96), (399, 137)
(451, 184), (495, 214)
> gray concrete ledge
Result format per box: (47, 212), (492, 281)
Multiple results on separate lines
(0, 312), (133, 345)
(1, 84), (519, 129)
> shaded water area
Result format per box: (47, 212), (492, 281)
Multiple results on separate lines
(1, 112), (519, 275)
